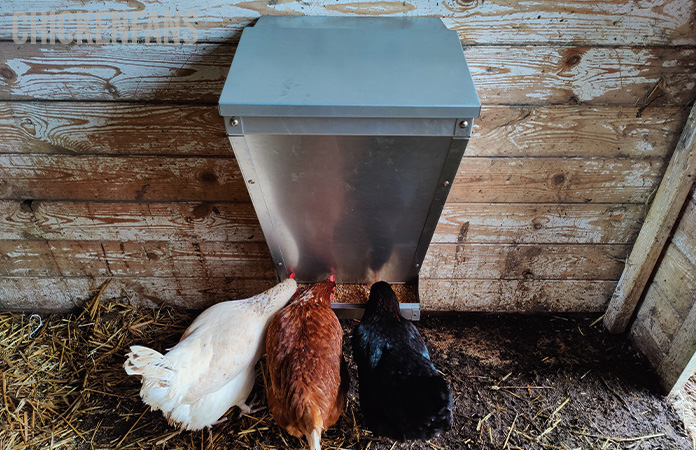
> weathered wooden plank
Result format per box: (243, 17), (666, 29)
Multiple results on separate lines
(432, 203), (646, 245)
(0, 43), (233, 102)
(0, 276), (277, 312)
(658, 299), (696, 393)
(630, 320), (667, 369)
(449, 157), (665, 204)
(2, 44), (695, 106)
(469, 106), (688, 158)
(0, 153), (663, 203)
(419, 279), (616, 312)
(466, 46), (696, 107)
(0, 240), (274, 278)
(1, 0), (694, 45)
(421, 243), (630, 280)
(633, 283), (682, 353)
(0, 201), (264, 242)
(672, 196), (696, 267)
(605, 103), (696, 333)
(651, 244), (696, 319)
(1, 103), (686, 158)
(0, 102), (230, 156)
(0, 155), (248, 201)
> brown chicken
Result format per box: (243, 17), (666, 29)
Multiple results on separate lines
(265, 276), (348, 450)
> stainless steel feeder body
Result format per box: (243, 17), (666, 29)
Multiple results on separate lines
(219, 16), (480, 285)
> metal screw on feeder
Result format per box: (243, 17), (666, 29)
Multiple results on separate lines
(459, 120), (469, 129)
(230, 117), (239, 127)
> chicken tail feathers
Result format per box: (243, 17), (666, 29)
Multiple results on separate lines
(306, 428), (322, 450)
(124, 345), (176, 411)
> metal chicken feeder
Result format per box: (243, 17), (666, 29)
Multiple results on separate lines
(219, 16), (480, 318)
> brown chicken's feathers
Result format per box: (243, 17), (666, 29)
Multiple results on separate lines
(266, 279), (348, 450)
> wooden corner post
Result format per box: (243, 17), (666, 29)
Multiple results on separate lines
(604, 103), (696, 334)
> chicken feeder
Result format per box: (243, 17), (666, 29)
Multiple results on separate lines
(219, 16), (480, 318)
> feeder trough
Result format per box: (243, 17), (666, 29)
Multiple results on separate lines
(219, 16), (480, 319)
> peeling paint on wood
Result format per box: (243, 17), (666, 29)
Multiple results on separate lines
(469, 106), (688, 158)
(0, 43), (233, 102)
(1, 44), (694, 106)
(464, 46), (696, 107)
(1, 0), (694, 45)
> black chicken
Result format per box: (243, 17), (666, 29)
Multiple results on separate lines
(352, 282), (452, 441)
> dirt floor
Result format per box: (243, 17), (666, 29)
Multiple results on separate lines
(0, 286), (693, 450)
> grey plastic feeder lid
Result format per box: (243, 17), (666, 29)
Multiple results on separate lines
(218, 16), (481, 119)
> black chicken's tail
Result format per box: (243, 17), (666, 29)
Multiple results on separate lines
(400, 372), (453, 440)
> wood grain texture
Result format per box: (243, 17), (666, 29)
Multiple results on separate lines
(0, 155), (248, 201)
(0, 43), (234, 102)
(449, 157), (665, 204)
(0, 102), (230, 156)
(464, 46), (696, 107)
(658, 299), (696, 393)
(2, 44), (694, 106)
(0, 201), (264, 242)
(432, 203), (646, 245)
(605, 103), (696, 333)
(1, 103), (686, 158)
(419, 278), (616, 312)
(421, 243), (630, 280)
(1, 0), (694, 45)
(633, 283), (682, 353)
(0, 276), (276, 312)
(0, 240), (274, 278)
(630, 320), (667, 369)
(651, 243), (696, 319)
(469, 106), (688, 158)
(672, 195), (696, 267)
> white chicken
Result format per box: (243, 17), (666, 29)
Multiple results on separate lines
(124, 278), (297, 430)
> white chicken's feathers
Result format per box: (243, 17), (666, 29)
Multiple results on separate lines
(124, 278), (297, 430)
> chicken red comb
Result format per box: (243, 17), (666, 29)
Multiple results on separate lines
(329, 274), (335, 283)
(289, 271), (296, 279)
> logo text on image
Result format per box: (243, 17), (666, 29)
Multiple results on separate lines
(12, 11), (199, 44)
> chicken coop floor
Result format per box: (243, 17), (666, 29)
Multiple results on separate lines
(0, 287), (693, 450)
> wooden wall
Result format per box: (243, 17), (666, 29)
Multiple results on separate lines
(631, 187), (696, 392)
(0, 1), (695, 312)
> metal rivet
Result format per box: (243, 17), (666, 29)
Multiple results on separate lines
(443, 180), (450, 187)
(230, 117), (239, 127)
(277, 262), (283, 266)
(415, 263), (420, 268)
(459, 120), (469, 129)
